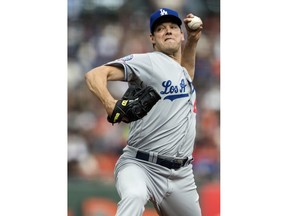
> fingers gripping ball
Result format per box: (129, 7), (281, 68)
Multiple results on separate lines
(107, 86), (161, 124)
(188, 16), (203, 30)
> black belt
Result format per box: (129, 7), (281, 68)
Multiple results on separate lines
(136, 150), (191, 170)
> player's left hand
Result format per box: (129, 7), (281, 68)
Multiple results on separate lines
(107, 85), (161, 124)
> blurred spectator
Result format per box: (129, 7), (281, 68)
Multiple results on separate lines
(193, 136), (220, 186)
(68, 133), (90, 178)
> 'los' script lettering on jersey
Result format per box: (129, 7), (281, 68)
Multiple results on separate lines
(160, 79), (189, 101)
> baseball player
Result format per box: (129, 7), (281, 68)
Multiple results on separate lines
(85, 8), (203, 216)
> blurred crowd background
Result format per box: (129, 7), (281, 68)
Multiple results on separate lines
(68, 0), (220, 215)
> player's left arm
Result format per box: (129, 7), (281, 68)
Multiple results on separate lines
(181, 13), (203, 80)
(85, 65), (125, 116)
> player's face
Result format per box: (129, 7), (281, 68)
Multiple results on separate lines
(150, 22), (184, 54)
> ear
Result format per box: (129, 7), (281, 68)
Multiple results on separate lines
(150, 34), (156, 46)
(181, 31), (185, 42)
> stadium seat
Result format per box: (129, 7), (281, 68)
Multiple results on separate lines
(82, 197), (117, 216)
(200, 182), (220, 216)
(143, 208), (158, 216)
(68, 208), (73, 216)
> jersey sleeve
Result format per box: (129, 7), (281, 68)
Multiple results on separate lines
(105, 54), (153, 83)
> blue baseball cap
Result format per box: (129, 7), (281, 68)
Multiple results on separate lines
(150, 8), (182, 33)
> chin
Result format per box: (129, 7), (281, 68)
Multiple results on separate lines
(163, 46), (178, 54)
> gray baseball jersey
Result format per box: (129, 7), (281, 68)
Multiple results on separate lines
(107, 51), (197, 157)
(106, 51), (201, 216)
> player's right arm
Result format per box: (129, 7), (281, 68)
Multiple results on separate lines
(85, 65), (125, 116)
(181, 13), (202, 81)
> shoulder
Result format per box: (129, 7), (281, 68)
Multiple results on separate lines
(146, 52), (171, 63)
(148, 51), (164, 58)
(118, 53), (150, 62)
(119, 52), (161, 60)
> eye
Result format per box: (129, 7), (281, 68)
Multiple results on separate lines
(156, 26), (164, 32)
(171, 24), (178, 29)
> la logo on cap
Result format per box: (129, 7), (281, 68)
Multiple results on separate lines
(160, 9), (168, 16)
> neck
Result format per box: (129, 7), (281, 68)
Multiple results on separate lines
(164, 50), (182, 64)
(154, 49), (182, 64)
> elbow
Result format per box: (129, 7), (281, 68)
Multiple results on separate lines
(85, 66), (109, 88)
(85, 70), (94, 85)
(84, 71), (95, 91)
(85, 71), (91, 81)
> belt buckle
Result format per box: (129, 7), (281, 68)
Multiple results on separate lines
(171, 159), (183, 169)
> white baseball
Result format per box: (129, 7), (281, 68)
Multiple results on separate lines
(188, 16), (203, 30)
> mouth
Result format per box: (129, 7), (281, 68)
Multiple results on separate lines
(164, 38), (173, 41)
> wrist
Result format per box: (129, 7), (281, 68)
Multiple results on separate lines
(104, 99), (117, 116)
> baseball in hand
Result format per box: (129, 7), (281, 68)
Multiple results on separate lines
(188, 16), (203, 30)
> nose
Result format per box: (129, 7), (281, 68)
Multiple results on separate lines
(165, 27), (172, 34)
